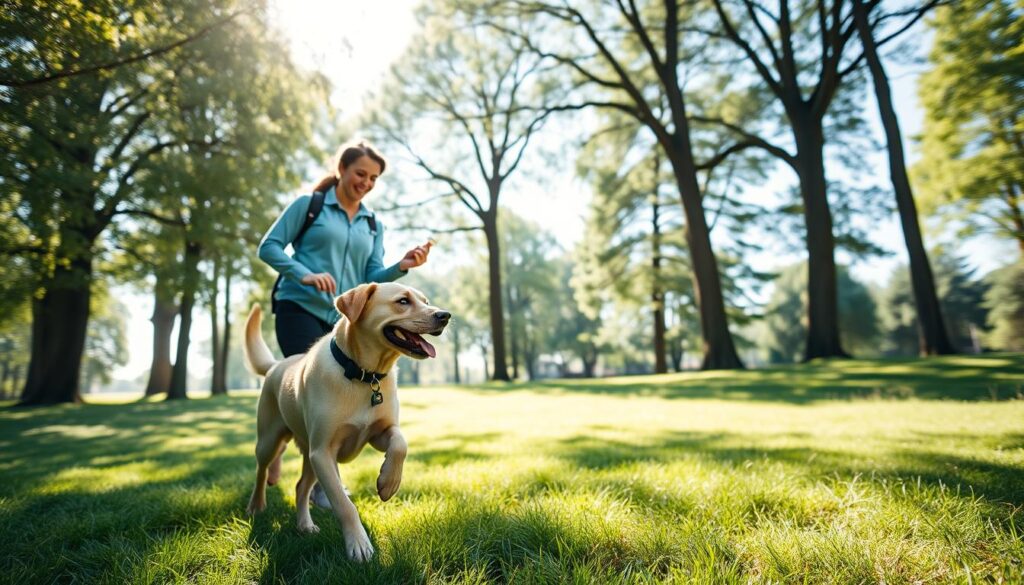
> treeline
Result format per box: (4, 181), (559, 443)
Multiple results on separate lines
(362, 0), (1023, 379)
(1, 0), (1022, 401)
(1, 0), (328, 403)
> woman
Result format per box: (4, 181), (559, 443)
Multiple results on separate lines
(258, 140), (431, 509)
(259, 140), (431, 356)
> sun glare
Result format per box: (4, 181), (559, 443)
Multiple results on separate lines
(268, 0), (420, 116)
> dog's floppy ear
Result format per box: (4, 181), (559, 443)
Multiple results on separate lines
(335, 283), (378, 323)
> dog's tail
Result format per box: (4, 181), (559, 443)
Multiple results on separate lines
(244, 304), (277, 377)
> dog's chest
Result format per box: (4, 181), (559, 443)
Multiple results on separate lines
(334, 409), (394, 463)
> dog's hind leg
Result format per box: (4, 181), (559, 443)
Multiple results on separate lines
(247, 426), (289, 515)
(295, 454), (319, 534)
(267, 442), (287, 486)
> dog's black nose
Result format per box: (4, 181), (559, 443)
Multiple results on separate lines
(434, 311), (451, 324)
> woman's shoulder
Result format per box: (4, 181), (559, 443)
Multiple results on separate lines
(282, 192), (316, 212)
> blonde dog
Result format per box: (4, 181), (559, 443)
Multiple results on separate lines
(243, 282), (450, 561)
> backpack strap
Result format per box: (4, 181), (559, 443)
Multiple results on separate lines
(367, 212), (377, 236)
(294, 191), (326, 247)
(272, 192), (327, 313)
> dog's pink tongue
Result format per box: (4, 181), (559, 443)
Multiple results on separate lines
(408, 332), (437, 358)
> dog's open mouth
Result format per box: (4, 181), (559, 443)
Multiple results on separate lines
(383, 326), (437, 358)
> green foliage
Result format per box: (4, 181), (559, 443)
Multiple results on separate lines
(0, 300), (31, 399)
(876, 253), (989, 355)
(82, 284), (129, 393)
(500, 211), (565, 378)
(1, 355), (1022, 582)
(984, 261), (1024, 351)
(914, 0), (1024, 252)
(1, 0), (326, 398)
(757, 263), (879, 362)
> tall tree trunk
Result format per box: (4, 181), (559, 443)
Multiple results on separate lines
(665, 137), (743, 370)
(452, 324), (461, 384)
(479, 341), (490, 381)
(651, 194), (668, 374)
(507, 286), (520, 380)
(145, 281), (177, 396)
(792, 115), (848, 360)
(19, 254), (93, 405)
(853, 0), (956, 356)
(524, 342), (536, 380)
(581, 354), (596, 378)
(217, 262), (232, 393)
(209, 257), (227, 395)
(482, 212), (510, 381)
(168, 240), (201, 400)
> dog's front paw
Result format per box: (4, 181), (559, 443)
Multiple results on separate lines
(246, 495), (266, 515)
(297, 518), (320, 534)
(376, 458), (404, 502)
(344, 524), (374, 562)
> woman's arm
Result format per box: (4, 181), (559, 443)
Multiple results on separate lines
(365, 219), (411, 283)
(257, 195), (315, 283)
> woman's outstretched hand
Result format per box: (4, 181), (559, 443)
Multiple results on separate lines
(301, 272), (338, 294)
(399, 240), (433, 271)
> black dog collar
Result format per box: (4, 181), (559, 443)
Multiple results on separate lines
(330, 339), (387, 406)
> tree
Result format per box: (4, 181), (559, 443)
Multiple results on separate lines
(0, 6), (249, 88)
(575, 136), (688, 374)
(487, 0), (765, 369)
(81, 288), (129, 394)
(0, 301), (31, 400)
(107, 222), (182, 396)
(705, 0), (885, 360)
(368, 8), (558, 380)
(446, 261), (498, 383)
(500, 211), (563, 380)
(984, 262), (1024, 351)
(851, 0), (955, 355)
(3, 1), (323, 404)
(876, 253), (988, 355)
(914, 0), (1024, 257)
(3, 1), (196, 404)
(758, 263), (878, 362)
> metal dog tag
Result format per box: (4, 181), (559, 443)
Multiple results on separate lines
(369, 376), (383, 406)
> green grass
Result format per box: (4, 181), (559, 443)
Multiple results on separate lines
(1, 354), (1022, 584)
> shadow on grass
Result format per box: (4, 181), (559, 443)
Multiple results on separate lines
(0, 396), (256, 486)
(456, 353), (1024, 404)
(0, 397), (260, 581)
(552, 431), (1024, 507)
(2, 389), (1021, 583)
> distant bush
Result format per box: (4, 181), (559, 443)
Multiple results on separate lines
(984, 261), (1024, 351)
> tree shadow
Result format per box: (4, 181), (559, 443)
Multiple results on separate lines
(457, 354), (1024, 404)
(553, 430), (1024, 507)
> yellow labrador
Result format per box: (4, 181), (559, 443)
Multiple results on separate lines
(243, 282), (450, 561)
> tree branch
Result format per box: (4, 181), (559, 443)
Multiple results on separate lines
(710, 0), (784, 97)
(690, 115), (797, 168)
(0, 7), (253, 88)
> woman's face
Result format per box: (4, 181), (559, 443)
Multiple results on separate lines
(338, 155), (382, 203)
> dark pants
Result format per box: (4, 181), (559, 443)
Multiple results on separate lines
(274, 300), (336, 503)
(275, 300), (332, 357)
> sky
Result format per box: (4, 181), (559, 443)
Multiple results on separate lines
(110, 1), (1006, 383)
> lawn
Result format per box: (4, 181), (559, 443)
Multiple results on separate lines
(1, 354), (1022, 584)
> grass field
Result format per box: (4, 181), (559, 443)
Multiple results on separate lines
(1, 354), (1022, 584)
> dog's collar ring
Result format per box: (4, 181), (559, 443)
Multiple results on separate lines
(369, 375), (383, 407)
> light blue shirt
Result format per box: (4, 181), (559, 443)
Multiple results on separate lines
(258, 186), (406, 324)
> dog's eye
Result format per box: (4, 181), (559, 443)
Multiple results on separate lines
(397, 298), (411, 305)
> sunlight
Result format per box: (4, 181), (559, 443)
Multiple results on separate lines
(268, 0), (420, 116)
